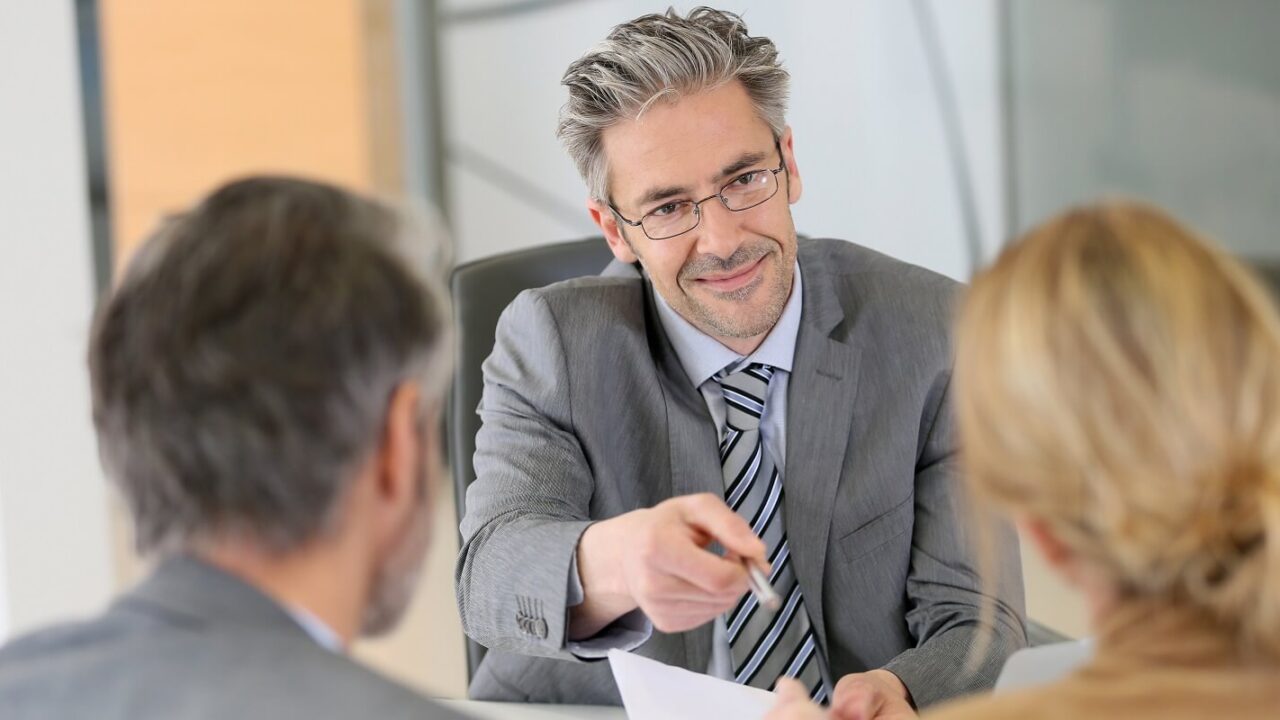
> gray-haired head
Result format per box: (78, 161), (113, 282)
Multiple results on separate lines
(90, 176), (451, 555)
(557, 6), (790, 202)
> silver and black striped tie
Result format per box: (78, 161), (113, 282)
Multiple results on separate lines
(715, 363), (828, 702)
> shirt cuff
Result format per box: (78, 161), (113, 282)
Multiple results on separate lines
(564, 550), (652, 658)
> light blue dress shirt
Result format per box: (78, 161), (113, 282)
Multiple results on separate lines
(570, 264), (823, 686)
(285, 603), (344, 653)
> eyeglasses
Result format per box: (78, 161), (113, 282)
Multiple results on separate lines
(609, 151), (787, 241)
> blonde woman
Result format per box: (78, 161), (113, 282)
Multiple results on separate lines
(770, 202), (1280, 720)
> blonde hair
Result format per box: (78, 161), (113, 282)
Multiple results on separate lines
(956, 201), (1280, 658)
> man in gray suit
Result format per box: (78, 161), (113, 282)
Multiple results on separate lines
(0, 177), (466, 719)
(456, 8), (1026, 718)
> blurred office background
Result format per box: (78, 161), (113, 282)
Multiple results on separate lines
(1, 0), (1277, 700)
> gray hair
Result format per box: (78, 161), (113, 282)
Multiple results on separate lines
(90, 176), (452, 555)
(557, 6), (790, 202)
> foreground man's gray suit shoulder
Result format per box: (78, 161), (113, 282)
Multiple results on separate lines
(0, 558), (467, 720)
(457, 238), (1027, 707)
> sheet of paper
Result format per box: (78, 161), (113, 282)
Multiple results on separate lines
(607, 649), (775, 720)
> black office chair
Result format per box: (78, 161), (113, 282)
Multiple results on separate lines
(1248, 257), (1280, 304)
(448, 237), (615, 681)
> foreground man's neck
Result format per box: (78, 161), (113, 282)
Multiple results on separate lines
(197, 537), (370, 648)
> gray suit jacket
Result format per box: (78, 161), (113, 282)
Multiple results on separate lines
(0, 557), (468, 720)
(457, 238), (1026, 708)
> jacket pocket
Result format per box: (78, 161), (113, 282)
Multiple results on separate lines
(837, 494), (914, 565)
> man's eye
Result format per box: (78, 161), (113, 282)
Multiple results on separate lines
(733, 171), (761, 186)
(649, 202), (681, 217)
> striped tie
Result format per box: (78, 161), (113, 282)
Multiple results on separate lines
(716, 363), (828, 702)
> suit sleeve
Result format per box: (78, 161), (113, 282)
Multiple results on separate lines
(881, 371), (1029, 707)
(454, 290), (604, 660)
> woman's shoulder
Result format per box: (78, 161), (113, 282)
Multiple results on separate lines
(923, 686), (1063, 720)
(923, 664), (1280, 720)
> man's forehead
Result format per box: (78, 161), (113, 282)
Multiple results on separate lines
(602, 120), (776, 207)
(599, 81), (777, 204)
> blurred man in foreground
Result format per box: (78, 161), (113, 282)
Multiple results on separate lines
(0, 177), (467, 720)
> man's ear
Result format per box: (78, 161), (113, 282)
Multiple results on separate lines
(372, 382), (423, 546)
(587, 198), (639, 264)
(779, 126), (802, 205)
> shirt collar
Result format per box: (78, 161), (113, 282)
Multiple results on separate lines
(284, 603), (344, 653)
(652, 262), (803, 387)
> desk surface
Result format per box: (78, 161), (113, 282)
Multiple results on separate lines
(442, 700), (628, 719)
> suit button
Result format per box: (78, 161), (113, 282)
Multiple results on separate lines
(515, 595), (546, 639)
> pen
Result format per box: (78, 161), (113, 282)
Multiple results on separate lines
(745, 563), (782, 612)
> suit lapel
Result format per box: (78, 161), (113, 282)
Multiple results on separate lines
(643, 281), (723, 501)
(785, 246), (862, 658)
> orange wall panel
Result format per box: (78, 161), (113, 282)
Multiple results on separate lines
(100, 0), (385, 268)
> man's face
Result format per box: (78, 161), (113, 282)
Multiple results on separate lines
(361, 416), (439, 637)
(590, 81), (803, 348)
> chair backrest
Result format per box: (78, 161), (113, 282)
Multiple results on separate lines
(447, 237), (615, 680)
(1247, 257), (1280, 304)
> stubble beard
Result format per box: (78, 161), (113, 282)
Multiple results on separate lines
(677, 239), (792, 340)
(360, 450), (436, 638)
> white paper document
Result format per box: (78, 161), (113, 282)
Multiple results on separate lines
(607, 649), (775, 720)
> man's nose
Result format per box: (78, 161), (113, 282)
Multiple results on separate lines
(692, 197), (741, 260)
